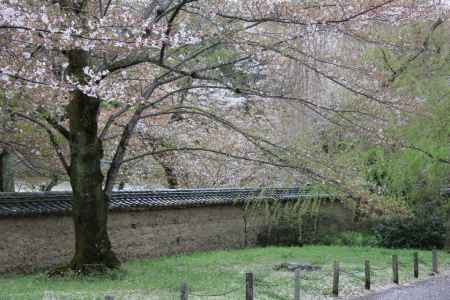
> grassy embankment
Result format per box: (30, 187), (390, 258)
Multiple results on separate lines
(0, 246), (448, 299)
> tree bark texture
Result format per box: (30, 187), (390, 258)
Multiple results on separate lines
(67, 88), (119, 270)
(63, 48), (120, 271)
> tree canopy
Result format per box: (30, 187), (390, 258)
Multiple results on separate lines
(0, 0), (448, 270)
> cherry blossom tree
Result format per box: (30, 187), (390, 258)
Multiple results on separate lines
(1, 0), (446, 271)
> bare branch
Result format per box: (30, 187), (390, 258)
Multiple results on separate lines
(218, 0), (396, 26)
(121, 146), (338, 186)
(159, 0), (197, 64)
(37, 107), (70, 140)
(405, 144), (450, 165)
(11, 112), (70, 175)
(99, 104), (131, 140)
(103, 0), (113, 17)
(386, 18), (444, 85)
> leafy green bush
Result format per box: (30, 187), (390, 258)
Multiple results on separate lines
(318, 231), (378, 247)
(373, 205), (446, 249)
(334, 231), (379, 247)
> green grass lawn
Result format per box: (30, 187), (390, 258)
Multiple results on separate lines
(0, 246), (448, 299)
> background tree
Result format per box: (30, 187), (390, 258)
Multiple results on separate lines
(0, 149), (14, 192)
(301, 15), (450, 246)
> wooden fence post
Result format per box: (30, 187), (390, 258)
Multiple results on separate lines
(432, 249), (438, 274)
(332, 261), (339, 297)
(294, 269), (300, 300)
(413, 252), (419, 278)
(392, 255), (399, 284)
(246, 272), (254, 300)
(180, 281), (188, 300)
(364, 259), (370, 290)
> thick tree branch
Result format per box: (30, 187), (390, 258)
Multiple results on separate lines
(103, 81), (164, 195)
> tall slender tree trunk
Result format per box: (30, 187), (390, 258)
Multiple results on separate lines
(0, 149), (14, 192)
(67, 90), (119, 271)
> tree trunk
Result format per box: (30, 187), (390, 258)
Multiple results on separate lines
(67, 90), (119, 271)
(156, 157), (179, 189)
(0, 150), (14, 192)
(40, 174), (59, 192)
(163, 163), (179, 189)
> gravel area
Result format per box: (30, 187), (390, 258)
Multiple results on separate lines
(352, 272), (450, 300)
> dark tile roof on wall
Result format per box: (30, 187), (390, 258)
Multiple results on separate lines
(0, 188), (327, 218)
